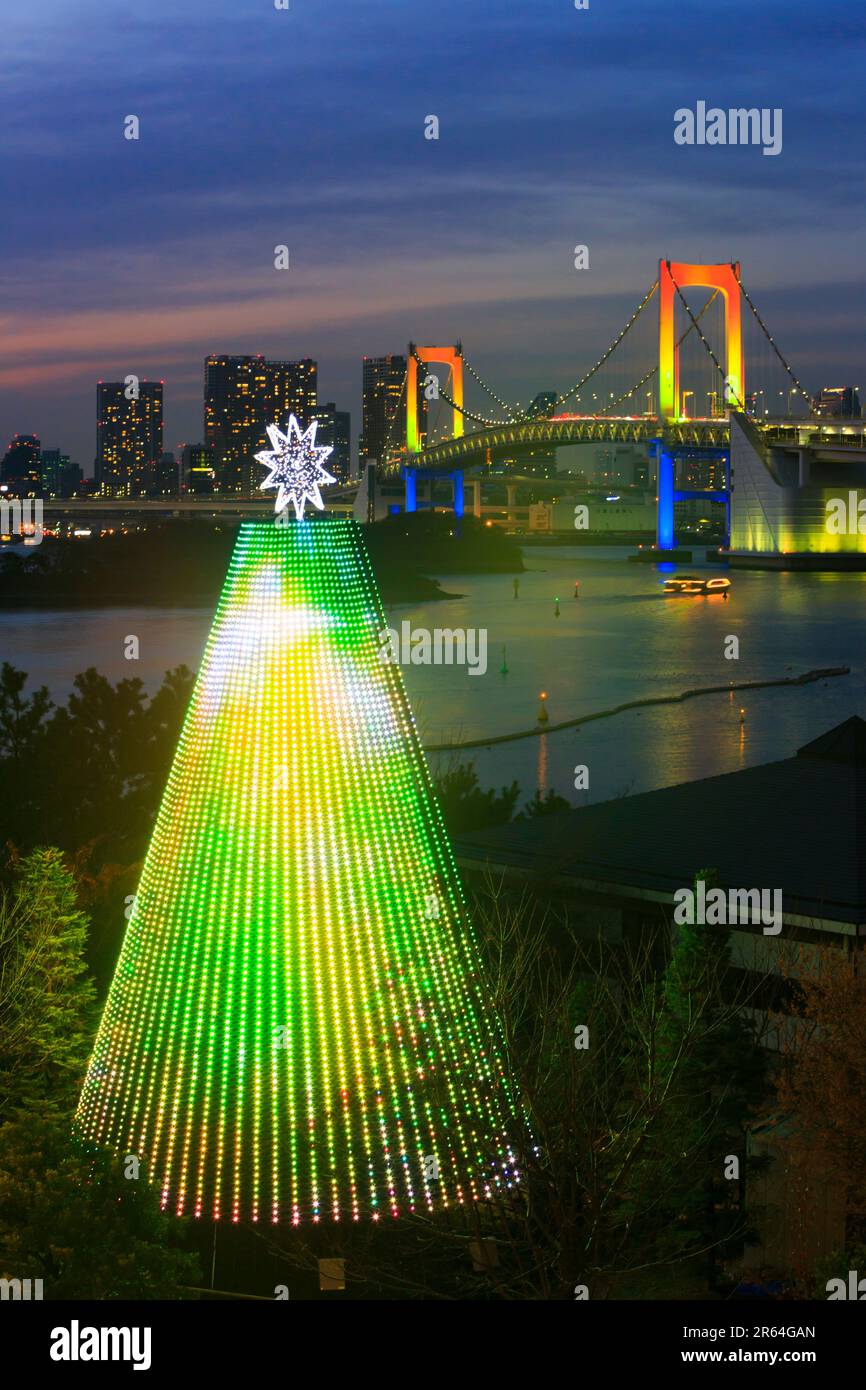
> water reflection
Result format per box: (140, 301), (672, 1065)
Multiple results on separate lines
(1, 545), (863, 813)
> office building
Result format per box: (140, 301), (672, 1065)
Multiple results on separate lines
(680, 455), (727, 490)
(204, 355), (317, 496)
(152, 452), (179, 497)
(361, 355), (426, 470)
(812, 386), (861, 420)
(181, 443), (216, 496)
(526, 391), (557, 420)
(267, 359), (317, 433)
(96, 381), (163, 496)
(64, 462), (84, 495)
(580, 442), (650, 488)
(315, 402), (351, 482)
(40, 448), (69, 495)
(204, 355), (268, 496)
(1, 434), (41, 494)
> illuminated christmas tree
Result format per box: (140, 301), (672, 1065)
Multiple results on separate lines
(76, 420), (517, 1224)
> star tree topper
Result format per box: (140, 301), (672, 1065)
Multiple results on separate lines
(256, 414), (336, 519)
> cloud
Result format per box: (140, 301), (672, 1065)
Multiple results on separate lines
(2, 0), (864, 463)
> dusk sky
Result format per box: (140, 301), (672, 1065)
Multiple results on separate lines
(2, 0), (864, 471)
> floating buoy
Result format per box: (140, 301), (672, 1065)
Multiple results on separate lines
(739, 707), (746, 725)
(537, 691), (549, 724)
(500, 645), (509, 675)
(554, 597), (560, 617)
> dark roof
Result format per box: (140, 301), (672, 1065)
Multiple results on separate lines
(453, 719), (866, 925)
(797, 716), (866, 766)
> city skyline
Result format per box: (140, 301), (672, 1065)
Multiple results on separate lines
(2, 0), (865, 467)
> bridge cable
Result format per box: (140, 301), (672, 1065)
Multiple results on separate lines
(410, 281), (661, 430)
(462, 355), (523, 419)
(409, 347), (517, 428)
(600, 290), (722, 415)
(428, 364), (454, 443)
(735, 274), (812, 411)
(554, 280), (659, 410)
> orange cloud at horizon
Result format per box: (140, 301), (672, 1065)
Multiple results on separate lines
(0, 243), (576, 389)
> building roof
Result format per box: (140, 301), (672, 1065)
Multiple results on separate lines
(453, 718), (866, 927)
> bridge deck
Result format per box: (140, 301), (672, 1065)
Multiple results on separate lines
(407, 415), (866, 471)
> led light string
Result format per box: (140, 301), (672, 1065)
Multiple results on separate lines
(76, 520), (518, 1223)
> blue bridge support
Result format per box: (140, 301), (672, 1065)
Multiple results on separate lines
(653, 441), (730, 550)
(402, 466), (465, 519)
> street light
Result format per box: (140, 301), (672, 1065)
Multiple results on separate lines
(681, 390), (694, 420)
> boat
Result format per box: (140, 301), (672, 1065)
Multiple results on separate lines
(664, 574), (731, 596)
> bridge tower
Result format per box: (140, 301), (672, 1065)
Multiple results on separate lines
(658, 261), (744, 421)
(406, 344), (465, 453)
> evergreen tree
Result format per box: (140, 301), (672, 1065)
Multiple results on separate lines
(433, 760), (519, 834)
(0, 1111), (199, 1299)
(516, 788), (572, 819)
(0, 848), (200, 1298)
(651, 868), (767, 1281)
(0, 847), (96, 1119)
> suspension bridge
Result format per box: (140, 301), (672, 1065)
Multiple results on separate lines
(380, 260), (866, 562)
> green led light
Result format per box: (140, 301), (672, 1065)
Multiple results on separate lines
(76, 519), (518, 1223)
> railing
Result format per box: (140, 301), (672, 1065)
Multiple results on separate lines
(760, 422), (866, 449)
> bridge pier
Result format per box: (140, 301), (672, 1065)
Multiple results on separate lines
(655, 444), (676, 550)
(402, 466), (465, 519)
(405, 470), (417, 513)
(451, 470), (464, 519)
(653, 440), (730, 551)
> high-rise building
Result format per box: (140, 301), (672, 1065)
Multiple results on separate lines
(267, 359), (317, 434)
(813, 386), (861, 419)
(1, 434), (41, 494)
(680, 455), (727, 490)
(632, 456), (650, 487)
(204, 355), (318, 496)
(204, 355), (268, 496)
(526, 391), (557, 420)
(151, 452), (179, 497)
(315, 402), (351, 482)
(96, 381), (163, 496)
(360, 355), (426, 470)
(502, 392), (559, 475)
(40, 448), (82, 497)
(64, 462), (84, 495)
(180, 443), (216, 496)
(40, 448), (70, 496)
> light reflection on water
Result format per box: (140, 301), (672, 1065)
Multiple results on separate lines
(1, 546), (863, 811)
